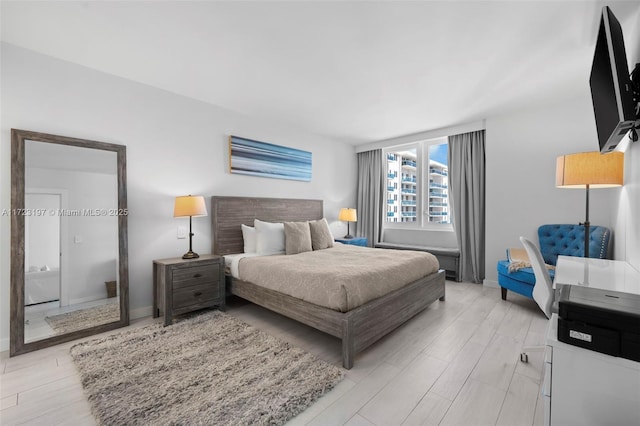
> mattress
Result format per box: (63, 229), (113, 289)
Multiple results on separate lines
(224, 253), (262, 278)
(236, 244), (440, 312)
(25, 268), (60, 305)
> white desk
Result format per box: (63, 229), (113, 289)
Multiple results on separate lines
(554, 255), (640, 294)
(544, 257), (640, 426)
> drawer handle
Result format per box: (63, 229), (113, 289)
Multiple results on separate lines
(193, 273), (203, 278)
(194, 291), (203, 297)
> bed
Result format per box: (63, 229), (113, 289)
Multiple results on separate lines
(211, 196), (445, 369)
(25, 268), (60, 305)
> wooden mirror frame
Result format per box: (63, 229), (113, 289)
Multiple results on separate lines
(10, 129), (129, 356)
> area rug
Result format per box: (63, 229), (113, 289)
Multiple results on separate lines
(70, 310), (344, 425)
(45, 302), (120, 335)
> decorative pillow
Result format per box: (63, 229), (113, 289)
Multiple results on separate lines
(254, 219), (285, 255)
(309, 218), (334, 250)
(284, 221), (313, 255)
(241, 224), (256, 253)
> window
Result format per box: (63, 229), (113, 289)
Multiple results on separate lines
(426, 141), (450, 225)
(384, 138), (450, 228)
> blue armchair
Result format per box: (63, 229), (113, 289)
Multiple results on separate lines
(497, 224), (611, 301)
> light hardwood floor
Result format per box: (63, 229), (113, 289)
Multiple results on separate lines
(1, 281), (547, 426)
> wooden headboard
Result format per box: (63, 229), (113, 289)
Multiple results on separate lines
(211, 196), (324, 255)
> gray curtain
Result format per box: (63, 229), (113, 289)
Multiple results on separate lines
(356, 149), (384, 247)
(448, 130), (486, 283)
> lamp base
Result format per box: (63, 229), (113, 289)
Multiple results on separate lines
(182, 250), (200, 259)
(342, 234), (354, 239)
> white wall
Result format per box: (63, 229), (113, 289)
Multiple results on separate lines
(612, 5), (640, 271)
(615, 142), (640, 269)
(485, 3), (640, 285)
(484, 94), (619, 286)
(24, 193), (60, 270)
(0, 43), (357, 351)
(27, 167), (119, 304)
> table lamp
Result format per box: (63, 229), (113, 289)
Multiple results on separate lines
(174, 195), (208, 259)
(556, 151), (623, 257)
(338, 208), (357, 239)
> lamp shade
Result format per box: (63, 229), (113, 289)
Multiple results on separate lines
(338, 208), (357, 222)
(174, 195), (207, 217)
(556, 152), (624, 189)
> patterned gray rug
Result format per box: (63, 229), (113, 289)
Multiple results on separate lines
(45, 302), (120, 335)
(70, 310), (344, 425)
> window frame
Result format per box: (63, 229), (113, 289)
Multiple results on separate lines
(382, 137), (453, 231)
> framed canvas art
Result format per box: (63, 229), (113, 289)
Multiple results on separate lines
(229, 136), (312, 182)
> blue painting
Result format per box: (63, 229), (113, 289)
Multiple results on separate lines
(229, 136), (312, 182)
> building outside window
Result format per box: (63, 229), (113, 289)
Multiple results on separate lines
(427, 142), (450, 224)
(384, 138), (450, 227)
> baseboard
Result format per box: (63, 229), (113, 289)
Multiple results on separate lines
(0, 336), (9, 353)
(483, 280), (499, 289)
(130, 305), (153, 320)
(68, 295), (111, 306)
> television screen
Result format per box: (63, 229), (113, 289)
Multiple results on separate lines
(589, 6), (636, 153)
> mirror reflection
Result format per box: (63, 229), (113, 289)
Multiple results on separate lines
(23, 141), (120, 343)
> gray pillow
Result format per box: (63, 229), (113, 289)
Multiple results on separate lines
(284, 221), (312, 255)
(309, 218), (334, 250)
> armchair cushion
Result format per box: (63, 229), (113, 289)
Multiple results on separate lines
(538, 224), (611, 265)
(498, 260), (555, 286)
(498, 260), (557, 300)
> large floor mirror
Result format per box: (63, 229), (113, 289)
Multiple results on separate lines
(10, 129), (129, 356)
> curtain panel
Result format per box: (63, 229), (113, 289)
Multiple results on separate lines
(356, 149), (384, 247)
(448, 130), (486, 283)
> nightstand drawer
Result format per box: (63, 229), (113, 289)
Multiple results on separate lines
(153, 254), (225, 326)
(172, 264), (220, 289)
(173, 283), (220, 311)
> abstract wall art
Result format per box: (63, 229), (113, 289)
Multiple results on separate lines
(229, 136), (312, 182)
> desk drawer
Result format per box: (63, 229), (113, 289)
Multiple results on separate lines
(173, 283), (220, 311)
(542, 354), (552, 397)
(558, 318), (620, 357)
(172, 264), (220, 289)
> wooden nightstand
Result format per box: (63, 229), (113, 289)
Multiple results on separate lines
(153, 254), (225, 326)
(335, 237), (368, 247)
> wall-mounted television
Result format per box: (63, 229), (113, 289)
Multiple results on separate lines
(589, 6), (638, 153)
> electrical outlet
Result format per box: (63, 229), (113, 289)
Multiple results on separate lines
(177, 226), (187, 239)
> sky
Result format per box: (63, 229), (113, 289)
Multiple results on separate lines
(429, 143), (448, 165)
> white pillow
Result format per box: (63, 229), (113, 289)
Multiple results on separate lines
(241, 224), (257, 253)
(254, 219), (285, 255)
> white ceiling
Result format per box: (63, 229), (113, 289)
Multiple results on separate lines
(2, 1), (639, 145)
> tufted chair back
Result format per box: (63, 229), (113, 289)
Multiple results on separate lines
(537, 224), (611, 266)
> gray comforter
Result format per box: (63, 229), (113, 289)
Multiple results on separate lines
(238, 244), (440, 312)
